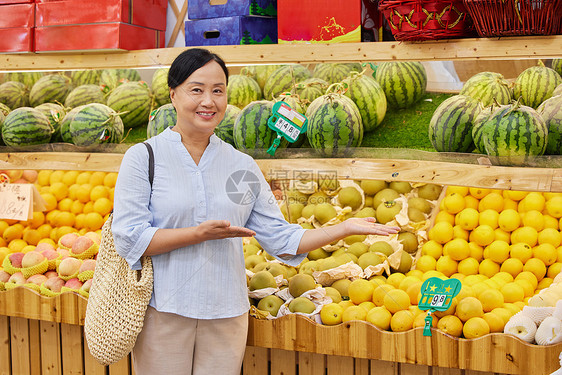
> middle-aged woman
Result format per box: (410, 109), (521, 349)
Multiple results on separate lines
(112, 48), (400, 375)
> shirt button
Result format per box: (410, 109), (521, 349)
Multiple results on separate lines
(199, 202), (204, 207)
(196, 171), (200, 176)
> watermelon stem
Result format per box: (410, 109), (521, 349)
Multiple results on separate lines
(325, 82), (348, 96)
(119, 127), (133, 144)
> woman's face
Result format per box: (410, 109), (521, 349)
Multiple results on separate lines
(170, 60), (227, 135)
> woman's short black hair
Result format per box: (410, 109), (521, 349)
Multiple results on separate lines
(168, 48), (229, 89)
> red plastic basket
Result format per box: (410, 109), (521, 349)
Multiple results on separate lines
(378, 0), (474, 41)
(463, 0), (562, 36)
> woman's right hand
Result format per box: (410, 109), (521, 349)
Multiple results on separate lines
(197, 220), (256, 241)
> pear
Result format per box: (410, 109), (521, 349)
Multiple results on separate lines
(343, 234), (367, 245)
(392, 251), (413, 274)
(244, 254), (265, 270)
(285, 266), (297, 279)
(398, 232), (418, 254)
(338, 187), (362, 210)
(257, 295), (285, 317)
(298, 260), (318, 276)
(364, 196), (374, 207)
(249, 237), (262, 249)
(300, 222), (314, 229)
(369, 241), (394, 256)
(308, 191), (330, 205)
(243, 244), (261, 256)
(318, 177), (339, 191)
(307, 248), (330, 260)
(301, 204), (316, 219)
(249, 270), (277, 291)
(373, 188), (400, 208)
(286, 202), (305, 223)
(330, 279), (351, 299)
(408, 207), (426, 223)
(376, 200), (402, 224)
(408, 197), (432, 214)
(357, 252), (383, 270)
(264, 252), (275, 261)
(252, 261), (269, 273)
(314, 203), (337, 225)
(266, 263), (288, 278)
(317, 257), (339, 271)
(288, 297), (316, 314)
(336, 253), (357, 265)
(360, 180), (387, 195)
(347, 242), (369, 258)
(286, 189), (309, 205)
(289, 273), (316, 297)
(389, 181), (412, 194)
(331, 248), (346, 257)
(354, 207), (376, 218)
(324, 286), (342, 303)
(417, 184), (442, 200)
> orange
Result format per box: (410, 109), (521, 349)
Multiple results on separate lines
(430, 221), (454, 244)
(415, 255), (437, 272)
(443, 193), (465, 214)
(479, 289), (504, 312)
(533, 243), (558, 266)
(521, 192), (545, 212)
(478, 259), (500, 279)
(510, 242), (533, 263)
(511, 226), (538, 247)
(479, 209), (499, 229)
(478, 192), (504, 213)
(455, 208), (479, 230)
(471, 225), (495, 246)
(390, 310), (415, 332)
(469, 187), (490, 199)
(498, 209), (521, 232)
(522, 210), (545, 231)
(523, 258), (547, 282)
(500, 258), (524, 278)
(444, 238), (470, 261)
(463, 317), (490, 339)
(456, 297), (484, 322)
(446, 186), (469, 196)
(434, 211), (455, 226)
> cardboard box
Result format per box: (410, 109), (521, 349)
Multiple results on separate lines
(188, 0), (276, 19)
(277, 0), (360, 43)
(185, 16), (277, 45)
(35, 0), (167, 31)
(0, 3), (34, 28)
(0, 27), (33, 53)
(35, 22), (164, 52)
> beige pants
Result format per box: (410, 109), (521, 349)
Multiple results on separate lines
(132, 306), (248, 375)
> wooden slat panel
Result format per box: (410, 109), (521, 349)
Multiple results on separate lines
(28, 319), (41, 375)
(10, 317), (30, 375)
(464, 371), (497, 375)
(326, 355), (354, 375)
(400, 363), (430, 375)
(0, 315), (11, 375)
(370, 359), (398, 375)
(297, 352), (325, 375)
(354, 358), (370, 375)
(83, 334), (106, 375)
(108, 355), (130, 375)
(431, 367), (463, 375)
(60, 323), (83, 375)
(40, 321), (62, 375)
(242, 346), (269, 375)
(1, 36), (562, 71)
(270, 349), (296, 375)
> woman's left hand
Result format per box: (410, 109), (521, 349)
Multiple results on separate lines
(343, 217), (400, 236)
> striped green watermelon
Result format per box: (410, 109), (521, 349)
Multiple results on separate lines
(553, 83), (562, 97)
(537, 95), (562, 155)
(243, 65), (282, 91)
(343, 72), (387, 132)
(274, 93), (307, 147)
(0, 81), (29, 109)
(100, 69), (141, 91)
(1, 107), (53, 147)
(514, 62), (562, 109)
(227, 74), (262, 109)
(306, 94), (363, 157)
(71, 70), (100, 86)
(428, 95), (481, 152)
(552, 59), (562, 77)
(106, 81), (152, 129)
(147, 103), (176, 139)
(460, 72), (513, 106)
(64, 85), (106, 107)
(233, 100), (285, 156)
(35, 103), (66, 143)
(2, 72), (43, 88)
(347, 63), (363, 72)
(69, 103), (124, 146)
(151, 68), (171, 107)
(472, 104), (501, 154)
(292, 78), (327, 107)
(214, 104), (241, 146)
(59, 105), (86, 144)
(479, 102), (548, 165)
(312, 63), (354, 85)
(263, 64), (311, 100)
(0, 103), (10, 116)
(374, 61), (427, 109)
(29, 74), (74, 107)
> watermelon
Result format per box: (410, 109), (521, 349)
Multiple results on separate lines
(479, 102), (548, 165)
(59, 105), (86, 144)
(347, 63), (363, 72)
(35, 103), (66, 142)
(214, 104), (241, 146)
(553, 83), (562, 98)
(147, 103), (176, 139)
(242, 64), (282, 91)
(0, 81), (29, 109)
(552, 59), (562, 77)
(292, 78), (327, 107)
(100, 69), (141, 91)
(263, 64), (311, 100)
(69, 103), (124, 146)
(343, 72), (387, 132)
(233, 100), (285, 156)
(29, 74), (74, 107)
(374, 61), (427, 109)
(460, 72), (513, 106)
(106, 81), (153, 129)
(428, 95), (481, 152)
(306, 94), (363, 157)
(472, 104), (501, 154)
(227, 74), (262, 109)
(71, 70), (100, 86)
(1, 107), (53, 147)
(312, 63), (354, 85)
(65, 84), (106, 107)
(0, 103), (10, 116)
(2, 72), (43, 88)
(151, 68), (171, 107)
(537, 95), (562, 155)
(514, 62), (562, 109)
(274, 93), (307, 147)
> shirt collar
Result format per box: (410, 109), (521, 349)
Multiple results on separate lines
(162, 127), (220, 145)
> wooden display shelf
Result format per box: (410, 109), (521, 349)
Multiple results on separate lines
(1, 36), (561, 71)
(1, 152), (561, 192)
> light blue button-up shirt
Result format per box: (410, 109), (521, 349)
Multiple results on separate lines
(112, 128), (306, 319)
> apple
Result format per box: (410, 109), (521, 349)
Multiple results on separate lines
(5, 170), (23, 182)
(9, 252), (25, 268)
(43, 277), (65, 292)
(40, 249), (60, 261)
(21, 252), (46, 268)
(7, 272), (26, 286)
(80, 279), (93, 294)
(58, 257), (82, 277)
(84, 232), (101, 245)
(35, 242), (56, 252)
(57, 248), (70, 259)
(71, 236), (94, 254)
(79, 259), (96, 273)
(257, 295), (284, 317)
(0, 270), (11, 283)
(64, 278), (83, 290)
(59, 233), (79, 250)
(45, 271), (58, 279)
(27, 274), (48, 286)
(22, 170), (38, 183)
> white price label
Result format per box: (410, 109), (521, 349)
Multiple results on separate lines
(430, 294), (447, 307)
(275, 118), (299, 141)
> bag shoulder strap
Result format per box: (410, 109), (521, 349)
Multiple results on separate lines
(142, 142), (154, 188)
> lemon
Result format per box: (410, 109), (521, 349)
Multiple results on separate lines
(320, 303), (344, 325)
(446, 186), (469, 196)
(57, 197), (73, 212)
(342, 306), (367, 322)
(3, 224), (24, 243)
(478, 289), (504, 312)
(70, 200), (85, 215)
(37, 170), (53, 186)
(85, 212), (105, 231)
(430, 221), (454, 244)
(522, 210), (545, 232)
(486, 240), (510, 263)
(22, 228), (41, 246)
(415, 255), (437, 272)
(421, 270), (446, 281)
(437, 315), (463, 337)
(514, 279), (534, 298)
(478, 209), (499, 229)
(24, 211), (45, 229)
(478, 192), (504, 213)
(406, 282), (423, 305)
(464, 195), (479, 210)
(348, 279), (375, 305)
(90, 185), (109, 201)
(521, 192), (545, 212)
(48, 170), (64, 185)
(510, 242), (533, 264)
(421, 240), (442, 259)
(41, 192), (58, 212)
(547, 263), (562, 279)
(478, 259), (500, 279)
(533, 243), (558, 266)
(434, 211), (455, 226)
(455, 208), (479, 231)
(359, 301), (375, 312)
(469, 187), (490, 199)
(93, 197), (113, 217)
(443, 193), (465, 214)
(383, 289), (410, 314)
(406, 270), (423, 279)
(444, 238), (470, 261)
(54, 211), (76, 228)
(511, 226), (538, 247)
(491, 307), (512, 324)
(468, 242), (484, 261)
(492, 271), (514, 284)
(76, 184), (93, 204)
(390, 310), (415, 332)
(413, 312), (437, 329)
(494, 228), (511, 243)
(544, 215), (560, 230)
(545, 196), (562, 218)
(463, 317), (490, 339)
(456, 296), (484, 322)
(89, 171), (107, 187)
(103, 172), (118, 188)
(372, 284), (395, 306)
(457, 258), (479, 276)
(514, 271), (538, 289)
(523, 258), (547, 281)
(505, 190), (528, 201)
(538, 277), (553, 290)
(8, 239), (28, 252)
(471, 225), (495, 246)
(500, 282), (525, 303)
(435, 255), (458, 277)
(498, 209), (521, 232)
(538, 228), (561, 247)
(76, 171), (92, 185)
(503, 198), (518, 211)
(365, 306), (392, 330)
(456, 284), (476, 301)
(46, 210), (60, 227)
(500, 258), (523, 278)
(386, 273), (406, 289)
(398, 276), (421, 292)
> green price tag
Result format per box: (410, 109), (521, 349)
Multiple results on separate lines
(266, 101), (308, 155)
(418, 277), (461, 336)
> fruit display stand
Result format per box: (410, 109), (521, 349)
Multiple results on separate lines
(1, 37), (562, 375)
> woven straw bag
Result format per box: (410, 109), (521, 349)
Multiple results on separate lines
(85, 142), (154, 365)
